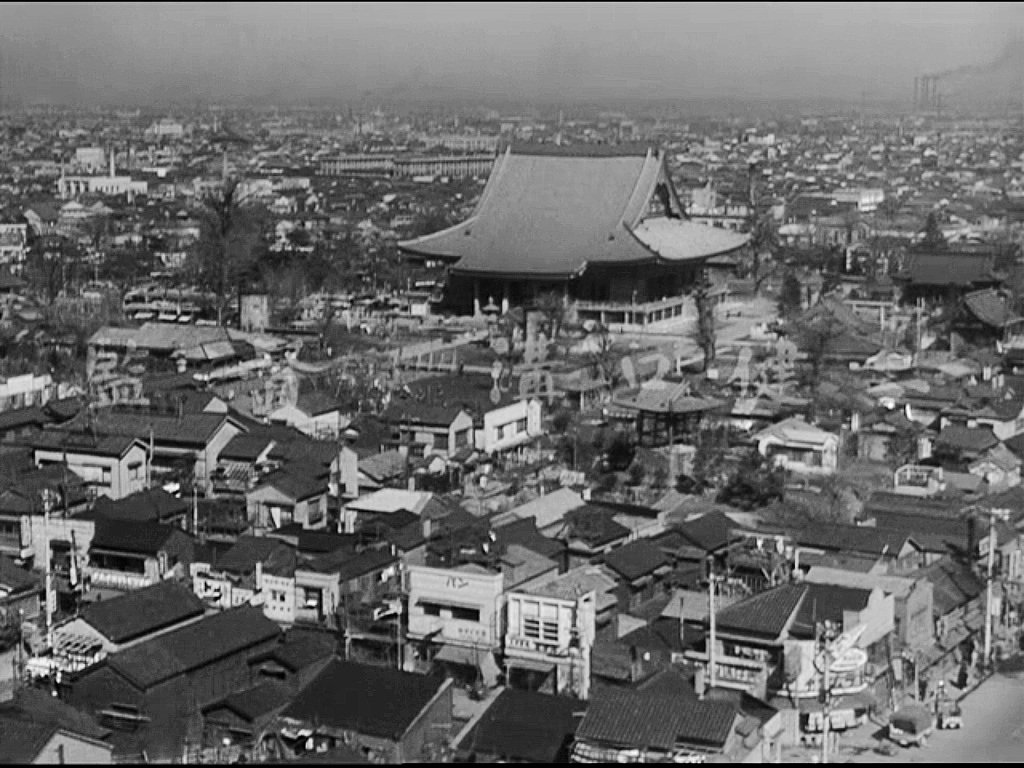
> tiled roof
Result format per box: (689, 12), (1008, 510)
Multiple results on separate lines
(789, 522), (917, 557)
(220, 433), (276, 462)
(575, 689), (736, 751)
(935, 424), (1000, 454)
(215, 535), (296, 576)
(964, 288), (1019, 328)
(677, 510), (739, 554)
(253, 468), (325, 502)
(789, 583), (874, 640)
(249, 628), (337, 673)
(0, 717), (60, 763)
(75, 410), (239, 448)
(282, 659), (448, 740)
(602, 539), (672, 582)
(357, 449), (407, 482)
(0, 406), (48, 433)
(106, 605), (280, 690)
(0, 555), (38, 594)
(916, 557), (984, 617)
(202, 680), (292, 723)
(401, 145), (745, 278)
(79, 580), (205, 644)
(29, 429), (143, 458)
(89, 519), (185, 556)
(899, 251), (999, 286)
(715, 583), (805, 639)
(459, 689), (585, 763)
(91, 488), (189, 524)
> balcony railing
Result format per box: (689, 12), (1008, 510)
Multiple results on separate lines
(505, 635), (565, 654)
(88, 570), (153, 592)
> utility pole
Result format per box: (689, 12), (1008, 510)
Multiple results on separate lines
(41, 491), (53, 639)
(818, 620), (838, 764)
(708, 563), (717, 691)
(983, 508), (1010, 673)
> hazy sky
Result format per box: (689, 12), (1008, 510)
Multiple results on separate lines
(2, 2), (1023, 105)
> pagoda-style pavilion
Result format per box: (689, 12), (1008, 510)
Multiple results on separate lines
(399, 143), (750, 323)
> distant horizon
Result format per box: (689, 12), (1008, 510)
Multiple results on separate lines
(1, 3), (1022, 109)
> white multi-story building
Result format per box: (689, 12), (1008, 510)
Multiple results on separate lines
(504, 575), (596, 700)
(406, 563), (505, 685)
(0, 373), (55, 412)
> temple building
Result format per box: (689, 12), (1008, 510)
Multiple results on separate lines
(399, 143), (750, 324)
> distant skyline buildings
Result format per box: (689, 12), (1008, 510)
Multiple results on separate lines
(0, 2), (1022, 109)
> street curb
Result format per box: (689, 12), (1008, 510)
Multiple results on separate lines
(955, 669), (996, 703)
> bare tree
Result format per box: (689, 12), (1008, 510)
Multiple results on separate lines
(535, 290), (567, 342)
(190, 179), (267, 326)
(799, 311), (845, 391)
(27, 236), (81, 305)
(693, 277), (716, 371)
(588, 324), (620, 390)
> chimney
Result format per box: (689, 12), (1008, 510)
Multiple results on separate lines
(255, 560), (263, 591)
(109, 148), (115, 178)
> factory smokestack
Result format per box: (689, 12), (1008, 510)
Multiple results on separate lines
(914, 77), (919, 110)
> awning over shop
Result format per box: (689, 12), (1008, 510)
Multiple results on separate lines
(507, 656), (556, 675)
(434, 643), (502, 686)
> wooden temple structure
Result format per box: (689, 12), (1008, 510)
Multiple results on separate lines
(399, 143), (750, 322)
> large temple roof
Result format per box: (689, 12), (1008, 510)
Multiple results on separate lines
(399, 143), (749, 279)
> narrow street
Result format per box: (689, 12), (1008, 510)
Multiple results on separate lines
(847, 670), (1024, 764)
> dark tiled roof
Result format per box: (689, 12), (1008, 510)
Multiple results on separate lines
(307, 546), (397, 580)
(861, 491), (961, 520)
(461, 689), (585, 763)
(0, 406), (48, 433)
(383, 401), (467, 427)
(0, 687), (108, 743)
(0, 555), (38, 593)
(249, 629), (337, 673)
(899, 252), (999, 286)
(677, 510), (737, 553)
(916, 557), (985, 617)
(79, 580), (205, 644)
(91, 488), (189, 524)
(282, 659), (448, 740)
(603, 539), (672, 582)
(935, 424), (1000, 454)
(576, 689), (736, 751)
(562, 508), (631, 548)
(215, 535), (296, 576)
(202, 680), (293, 723)
(89, 519), (185, 556)
(84, 411), (239, 448)
(106, 605), (280, 690)
(0, 717), (59, 763)
(254, 468), (325, 502)
(493, 516), (564, 561)
(789, 583), (873, 640)
(30, 429), (143, 458)
(789, 522), (916, 558)
(716, 583), (806, 639)
(220, 433), (276, 462)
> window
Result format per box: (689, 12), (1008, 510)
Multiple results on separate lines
(128, 462), (144, 480)
(515, 418), (528, 434)
(450, 605), (481, 622)
(419, 601), (443, 616)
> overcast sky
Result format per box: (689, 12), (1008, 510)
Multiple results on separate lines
(1, 2), (1022, 105)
